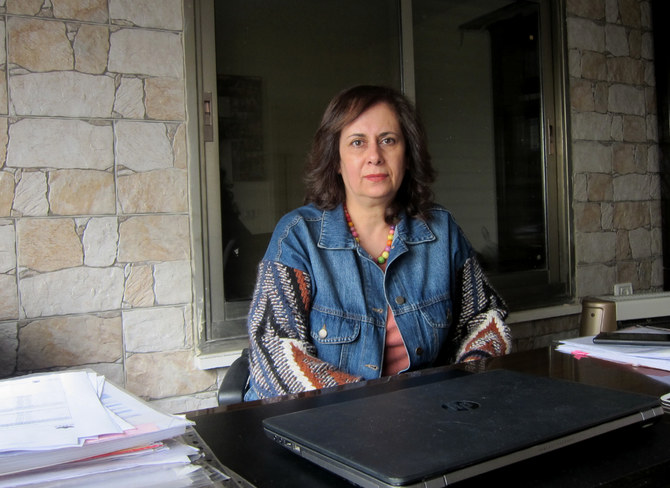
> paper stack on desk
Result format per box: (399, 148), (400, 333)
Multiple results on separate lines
(556, 335), (670, 372)
(0, 370), (220, 487)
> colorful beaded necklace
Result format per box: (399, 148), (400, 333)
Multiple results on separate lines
(344, 204), (395, 264)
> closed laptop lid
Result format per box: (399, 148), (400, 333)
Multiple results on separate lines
(263, 369), (663, 487)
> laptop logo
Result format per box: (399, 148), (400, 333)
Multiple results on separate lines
(442, 400), (480, 412)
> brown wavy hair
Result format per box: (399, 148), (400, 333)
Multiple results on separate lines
(303, 85), (436, 224)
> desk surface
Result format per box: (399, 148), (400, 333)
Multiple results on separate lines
(188, 347), (670, 487)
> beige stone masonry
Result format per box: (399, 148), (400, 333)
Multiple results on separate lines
(18, 314), (122, 370)
(17, 218), (83, 272)
(8, 17), (74, 72)
(125, 350), (216, 400)
(109, 0), (183, 30)
(49, 170), (116, 215)
(0, 0), (217, 411)
(568, 0), (660, 297)
(117, 169), (188, 214)
(118, 215), (190, 263)
(7, 119), (114, 170)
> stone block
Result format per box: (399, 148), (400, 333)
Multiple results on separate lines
(0, 222), (16, 273)
(0, 172), (14, 217)
(19, 266), (124, 318)
(619, 0), (642, 27)
(10, 72), (115, 117)
(622, 115), (647, 142)
(125, 350), (216, 400)
(576, 263), (616, 297)
(571, 140), (611, 172)
(13, 171), (48, 217)
(73, 23), (110, 75)
(570, 79), (594, 112)
(573, 202), (601, 232)
(145, 78), (186, 121)
(18, 314), (122, 370)
(109, 29), (183, 79)
(52, 0), (109, 23)
(123, 306), (188, 353)
(608, 84), (645, 116)
(154, 260), (192, 305)
(607, 58), (644, 84)
(573, 173), (588, 202)
(571, 112), (612, 141)
(7, 118), (114, 170)
(0, 274), (18, 320)
(567, 0), (605, 19)
(613, 201), (650, 229)
(575, 231), (616, 264)
(581, 51), (607, 80)
(0, 118), (7, 167)
(83, 217), (118, 267)
(613, 173), (650, 201)
(151, 392), (218, 415)
(113, 77), (145, 119)
(117, 169), (188, 214)
(115, 121), (174, 172)
(17, 218), (82, 272)
(118, 215), (190, 263)
(6, 0), (43, 15)
(123, 264), (155, 307)
(587, 173), (613, 201)
(48, 169), (116, 215)
(110, 0), (183, 30)
(629, 227), (651, 259)
(7, 17), (73, 72)
(0, 322), (17, 378)
(605, 0), (619, 23)
(605, 24), (629, 56)
(612, 142), (636, 173)
(567, 17), (605, 52)
(616, 229), (631, 259)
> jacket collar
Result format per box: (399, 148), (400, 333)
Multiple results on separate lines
(317, 204), (436, 250)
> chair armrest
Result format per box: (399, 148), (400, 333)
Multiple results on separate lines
(217, 348), (250, 406)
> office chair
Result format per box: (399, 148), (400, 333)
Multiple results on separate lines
(217, 348), (250, 405)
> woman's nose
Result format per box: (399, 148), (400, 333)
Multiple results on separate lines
(367, 144), (383, 165)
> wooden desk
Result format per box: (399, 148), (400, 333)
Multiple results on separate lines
(188, 348), (670, 487)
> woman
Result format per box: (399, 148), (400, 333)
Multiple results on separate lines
(245, 85), (510, 400)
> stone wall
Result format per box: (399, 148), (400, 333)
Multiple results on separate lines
(0, 0), (217, 413)
(568, 0), (661, 297)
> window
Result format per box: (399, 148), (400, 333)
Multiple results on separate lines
(189, 0), (570, 348)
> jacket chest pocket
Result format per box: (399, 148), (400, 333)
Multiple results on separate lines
(309, 309), (362, 370)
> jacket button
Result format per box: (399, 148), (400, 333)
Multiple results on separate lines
(318, 325), (328, 339)
(415, 347), (424, 356)
(395, 296), (406, 305)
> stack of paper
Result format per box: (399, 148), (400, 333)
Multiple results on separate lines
(0, 370), (223, 487)
(556, 335), (670, 372)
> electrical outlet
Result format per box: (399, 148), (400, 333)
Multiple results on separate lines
(613, 283), (633, 296)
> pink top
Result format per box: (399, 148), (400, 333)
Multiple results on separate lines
(382, 307), (409, 376)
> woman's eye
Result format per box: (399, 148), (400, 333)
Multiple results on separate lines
(381, 137), (395, 145)
(351, 139), (364, 147)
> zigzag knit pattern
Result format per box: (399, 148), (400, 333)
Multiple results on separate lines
(248, 261), (360, 398)
(451, 256), (512, 362)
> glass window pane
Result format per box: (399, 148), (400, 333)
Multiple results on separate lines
(212, 0), (401, 337)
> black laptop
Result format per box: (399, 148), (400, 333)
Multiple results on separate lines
(263, 369), (663, 488)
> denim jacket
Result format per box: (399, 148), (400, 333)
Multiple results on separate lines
(246, 203), (510, 400)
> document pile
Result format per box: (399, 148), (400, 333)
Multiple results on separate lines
(0, 370), (223, 487)
(556, 333), (670, 372)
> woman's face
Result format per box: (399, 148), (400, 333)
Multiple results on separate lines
(338, 102), (406, 209)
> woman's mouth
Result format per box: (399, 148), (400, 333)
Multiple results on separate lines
(364, 174), (388, 182)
